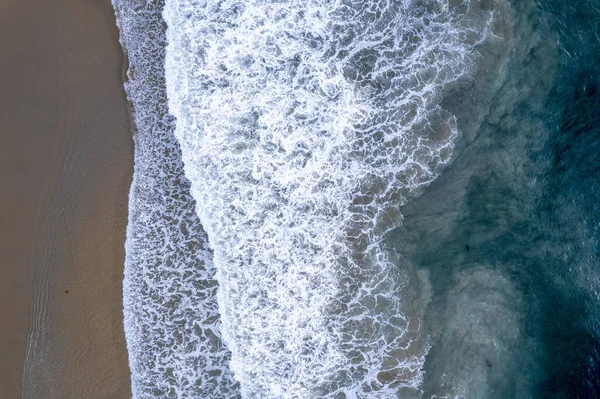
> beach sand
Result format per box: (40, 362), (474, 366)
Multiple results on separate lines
(0, 0), (132, 397)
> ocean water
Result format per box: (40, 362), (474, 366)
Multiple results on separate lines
(112, 0), (239, 397)
(112, 0), (600, 398)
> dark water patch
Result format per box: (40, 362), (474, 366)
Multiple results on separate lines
(536, 68), (600, 398)
(553, 73), (600, 206)
(535, 1), (600, 392)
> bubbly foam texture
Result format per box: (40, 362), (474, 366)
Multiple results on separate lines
(164, 0), (498, 396)
(111, 0), (240, 397)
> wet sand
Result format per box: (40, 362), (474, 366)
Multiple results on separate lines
(0, 0), (132, 397)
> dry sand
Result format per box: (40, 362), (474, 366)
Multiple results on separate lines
(0, 0), (132, 397)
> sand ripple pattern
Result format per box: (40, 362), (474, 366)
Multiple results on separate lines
(165, 0), (497, 397)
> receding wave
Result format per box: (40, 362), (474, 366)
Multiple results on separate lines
(112, 0), (240, 397)
(163, 1), (506, 396)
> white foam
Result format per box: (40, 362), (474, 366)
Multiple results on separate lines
(164, 0), (495, 396)
(111, 0), (240, 397)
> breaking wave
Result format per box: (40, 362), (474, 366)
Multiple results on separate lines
(163, 0), (507, 396)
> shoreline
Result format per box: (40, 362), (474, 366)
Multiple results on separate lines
(0, 0), (133, 397)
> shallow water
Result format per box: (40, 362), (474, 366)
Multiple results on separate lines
(112, 0), (239, 396)
(114, 0), (600, 397)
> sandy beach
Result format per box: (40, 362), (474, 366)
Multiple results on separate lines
(0, 0), (132, 397)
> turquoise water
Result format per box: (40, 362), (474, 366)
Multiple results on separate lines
(390, 1), (600, 397)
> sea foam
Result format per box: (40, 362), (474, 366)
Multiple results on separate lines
(164, 1), (498, 396)
(112, 0), (239, 397)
